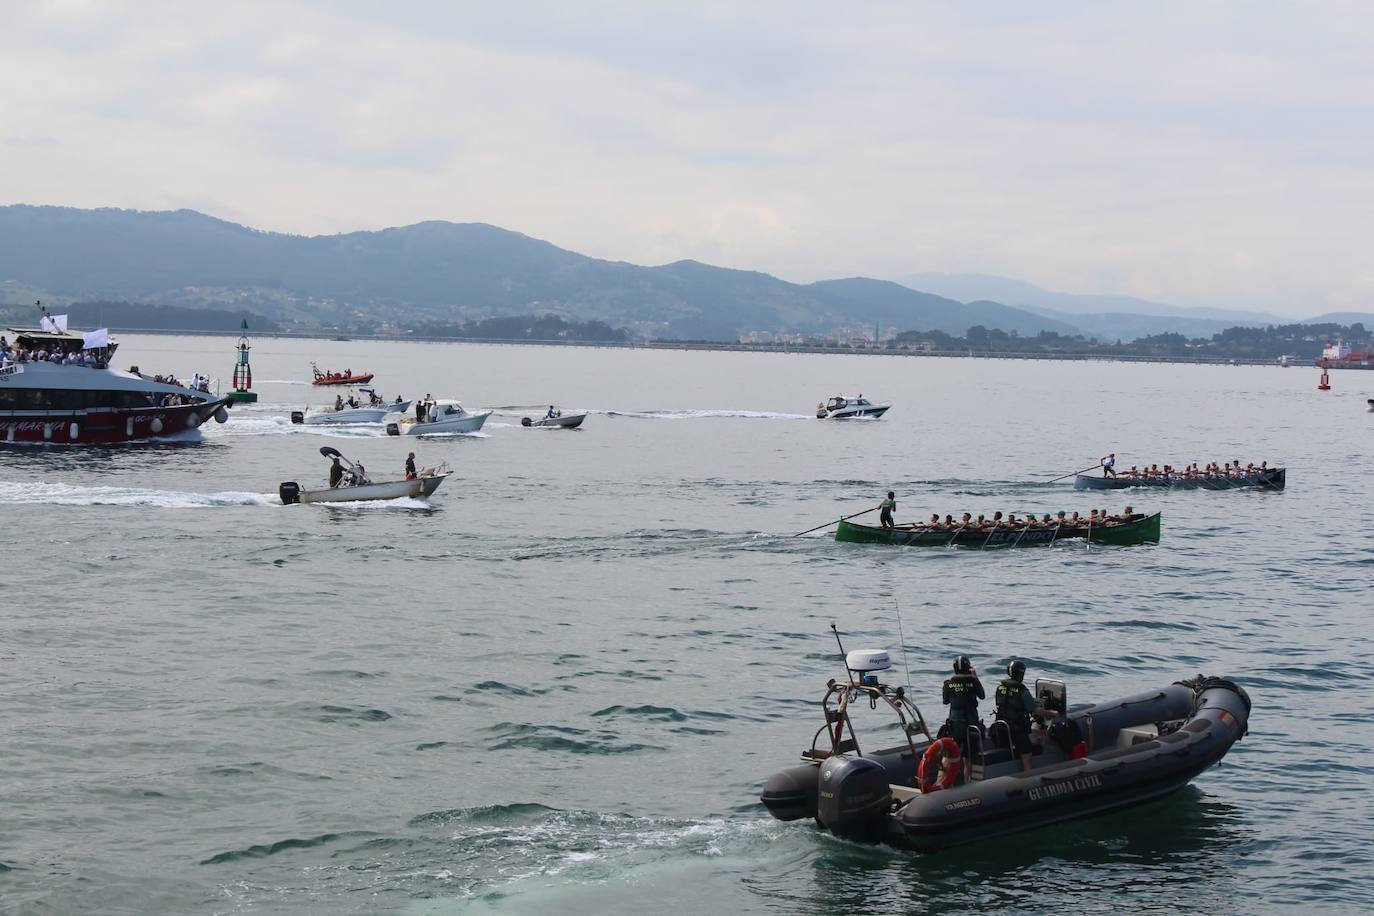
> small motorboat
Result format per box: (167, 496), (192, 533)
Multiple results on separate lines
(291, 390), (412, 425)
(279, 446), (449, 504)
(835, 512), (1160, 547)
(760, 635), (1250, 852)
(1074, 468), (1285, 491)
(386, 400), (491, 436)
(816, 394), (890, 419)
(311, 362), (374, 386)
(521, 409), (586, 429)
(1367, 398), (1373, 412)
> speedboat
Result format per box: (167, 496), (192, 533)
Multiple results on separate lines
(1, 326), (230, 444)
(816, 395), (890, 419)
(521, 410), (587, 429)
(291, 390), (412, 425)
(279, 447), (450, 503)
(760, 636), (1249, 852)
(310, 362), (374, 386)
(386, 400), (491, 436)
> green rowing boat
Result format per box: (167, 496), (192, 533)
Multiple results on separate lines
(834, 512), (1161, 548)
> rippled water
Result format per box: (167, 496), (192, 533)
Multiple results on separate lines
(2, 336), (1372, 914)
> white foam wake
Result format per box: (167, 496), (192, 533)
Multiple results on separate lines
(597, 409), (811, 420)
(0, 480), (277, 509)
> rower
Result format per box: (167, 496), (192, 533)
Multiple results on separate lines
(927, 513), (940, 529)
(991, 511), (1004, 528)
(960, 512), (973, 528)
(943, 514), (955, 527)
(1123, 504), (1135, 521)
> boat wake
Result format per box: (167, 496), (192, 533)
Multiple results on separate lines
(0, 480), (276, 509)
(205, 416), (386, 439)
(598, 408), (812, 421)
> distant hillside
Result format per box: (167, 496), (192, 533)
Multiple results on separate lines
(1304, 312), (1374, 327)
(895, 271), (1284, 324)
(0, 205), (1073, 340)
(0, 299), (278, 333)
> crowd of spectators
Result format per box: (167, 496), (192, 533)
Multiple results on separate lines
(0, 335), (108, 370)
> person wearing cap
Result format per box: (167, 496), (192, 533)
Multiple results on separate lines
(943, 656), (985, 784)
(1122, 504), (1135, 521)
(1055, 510), (1067, 526)
(878, 491), (896, 530)
(995, 660), (1057, 772)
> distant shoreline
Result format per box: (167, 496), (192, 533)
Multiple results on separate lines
(110, 326), (1289, 368)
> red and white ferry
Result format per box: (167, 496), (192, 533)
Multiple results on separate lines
(0, 327), (231, 444)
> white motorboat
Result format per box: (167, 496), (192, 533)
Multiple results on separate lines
(279, 447), (450, 503)
(521, 410), (587, 429)
(386, 400), (491, 436)
(292, 390), (411, 425)
(815, 394), (891, 419)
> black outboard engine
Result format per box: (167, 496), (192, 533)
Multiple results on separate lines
(521, 417), (533, 427)
(817, 755), (892, 840)
(290, 411), (305, 424)
(279, 481), (301, 505)
(385, 422), (401, 436)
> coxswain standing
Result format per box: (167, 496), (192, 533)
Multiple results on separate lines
(405, 452), (417, 480)
(878, 491), (896, 530)
(1101, 452), (1116, 477)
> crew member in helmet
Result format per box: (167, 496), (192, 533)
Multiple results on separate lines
(995, 660), (1057, 772)
(879, 491), (896, 530)
(943, 656), (985, 783)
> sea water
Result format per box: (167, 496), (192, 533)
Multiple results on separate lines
(1, 335), (1371, 914)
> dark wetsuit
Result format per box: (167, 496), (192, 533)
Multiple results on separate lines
(995, 678), (1037, 756)
(416, 402), (426, 421)
(942, 674), (984, 755)
(879, 497), (895, 529)
(405, 456), (417, 479)
(329, 461), (344, 489)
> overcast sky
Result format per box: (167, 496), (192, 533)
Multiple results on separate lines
(3, 1), (1371, 314)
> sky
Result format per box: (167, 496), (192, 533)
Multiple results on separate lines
(2, 1), (1372, 316)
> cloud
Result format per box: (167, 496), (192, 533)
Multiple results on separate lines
(1, 1), (1371, 315)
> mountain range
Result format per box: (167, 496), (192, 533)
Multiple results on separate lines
(1, 205), (1365, 341)
(0, 205), (1082, 340)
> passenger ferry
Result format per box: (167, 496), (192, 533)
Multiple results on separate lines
(0, 327), (230, 444)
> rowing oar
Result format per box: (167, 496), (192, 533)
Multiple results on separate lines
(794, 506), (877, 537)
(1047, 463), (1103, 483)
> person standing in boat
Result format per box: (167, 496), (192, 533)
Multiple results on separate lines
(1101, 452), (1116, 477)
(405, 452), (417, 480)
(329, 456), (344, 489)
(335, 394), (344, 411)
(996, 660), (1056, 772)
(879, 491), (896, 529)
(943, 656), (984, 784)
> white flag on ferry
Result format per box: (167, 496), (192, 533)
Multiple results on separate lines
(83, 328), (109, 349)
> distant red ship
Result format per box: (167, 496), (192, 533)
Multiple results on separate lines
(1314, 340), (1374, 369)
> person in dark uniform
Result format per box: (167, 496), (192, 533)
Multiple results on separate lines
(328, 456), (344, 489)
(405, 452), (417, 480)
(995, 660), (1057, 772)
(879, 491), (896, 529)
(943, 655), (984, 783)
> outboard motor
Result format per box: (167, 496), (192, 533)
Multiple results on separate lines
(385, 422), (401, 437)
(761, 764), (821, 821)
(521, 417), (533, 427)
(279, 481), (301, 505)
(290, 410), (305, 424)
(817, 755), (892, 840)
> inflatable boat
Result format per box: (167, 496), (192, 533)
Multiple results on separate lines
(760, 642), (1250, 852)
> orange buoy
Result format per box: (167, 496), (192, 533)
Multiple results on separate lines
(1318, 368), (1331, 390)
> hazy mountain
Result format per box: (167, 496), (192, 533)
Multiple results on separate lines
(1304, 312), (1374, 327)
(0, 205), (1078, 339)
(1020, 307), (1265, 342)
(896, 271), (1284, 324)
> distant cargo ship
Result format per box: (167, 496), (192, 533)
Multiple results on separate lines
(1314, 339), (1374, 369)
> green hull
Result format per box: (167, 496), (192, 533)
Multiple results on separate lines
(228, 390), (258, 403)
(834, 512), (1161, 548)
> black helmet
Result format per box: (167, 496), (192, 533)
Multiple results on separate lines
(1007, 660), (1026, 681)
(953, 655), (972, 674)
